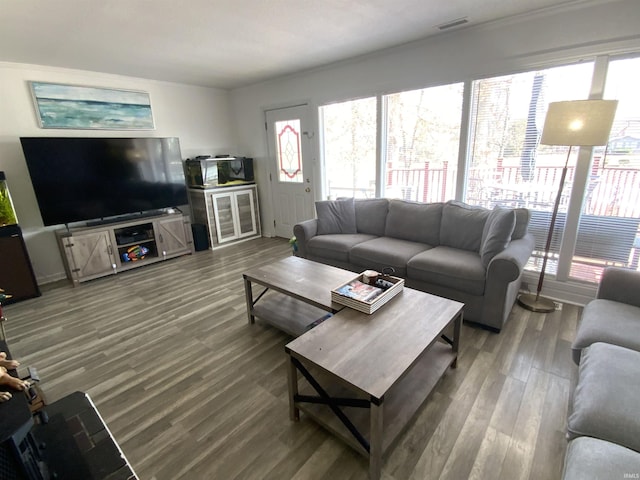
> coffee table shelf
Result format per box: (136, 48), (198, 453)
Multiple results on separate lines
(294, 340), (455, 456)
(251, 291), (332, 337)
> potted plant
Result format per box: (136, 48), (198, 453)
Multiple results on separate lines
(289, 236), (298, 253)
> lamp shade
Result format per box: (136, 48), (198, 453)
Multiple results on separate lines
(540, 99), (618, 146)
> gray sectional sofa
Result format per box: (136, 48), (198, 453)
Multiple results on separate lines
(293, 197), (535, 331)
(562, 267), (640, 479)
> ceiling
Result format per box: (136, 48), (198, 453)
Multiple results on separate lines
(0, 0), (607, 89)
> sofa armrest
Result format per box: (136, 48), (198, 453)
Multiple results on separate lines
(293, 219), (318, 258)
(487, 233), (535, 282)
(596, 267), (640, 307)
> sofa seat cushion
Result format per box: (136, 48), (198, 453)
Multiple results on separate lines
(571, 298), (640, 363)
(562, 437), (640, 480)
(407, 246), (486, 296)
(349, 237), (432, 277)
(567, 342), (640, 453)
(308, 234), (377, 263)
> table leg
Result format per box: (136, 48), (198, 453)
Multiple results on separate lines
(369, 399), (383, 480)
(243, 276), (255, 325)
(452, 311), (462, 368)
(287, 353), (300, 421)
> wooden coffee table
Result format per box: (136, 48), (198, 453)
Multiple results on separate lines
(242, 256), (357, 336)
(285, 287), (463, 480)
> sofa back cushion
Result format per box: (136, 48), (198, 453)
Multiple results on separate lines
(480, 206), (516, 268)
(355, 198), (389, 236)
(440, 201), (490, 252)
(316, 198), (357, 234)
(385, 200), (443, 245)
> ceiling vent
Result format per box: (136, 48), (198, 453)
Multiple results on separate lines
(437, 17), (469, 30)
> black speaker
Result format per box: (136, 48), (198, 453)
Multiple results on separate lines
(191, 224), (209, 251)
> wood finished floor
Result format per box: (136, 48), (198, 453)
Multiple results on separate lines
(4, 237), (580, 480)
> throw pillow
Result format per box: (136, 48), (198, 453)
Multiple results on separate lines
(480, 206), (516, 268)
(316, 198), (357, 235)
(512, 208), (531, 240)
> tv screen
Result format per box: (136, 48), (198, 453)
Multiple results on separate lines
(20, 137), (188, 226)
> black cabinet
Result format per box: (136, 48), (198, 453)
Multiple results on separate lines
(0, 225), (40, 304)
(0, 340), (137, 480)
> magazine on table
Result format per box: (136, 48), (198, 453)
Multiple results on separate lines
(335, 279), (383, 302)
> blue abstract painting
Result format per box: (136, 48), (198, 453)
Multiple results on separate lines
(30, 82), (154, 130)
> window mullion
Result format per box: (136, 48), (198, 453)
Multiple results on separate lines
(376, 95), (386, 198)
(457, 80), (473, 201)
(556, 55), (610, 280)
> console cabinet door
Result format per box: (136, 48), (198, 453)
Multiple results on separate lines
(211, 192), (237, 243)
(234, 190), (257, 238)
(156, 216), (193, 258)
(62, 230), (116, 283)
(211, 189), (258, 243)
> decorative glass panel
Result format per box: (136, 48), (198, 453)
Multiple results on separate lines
(276, 119), (303, 183)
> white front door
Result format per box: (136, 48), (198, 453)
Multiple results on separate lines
(265, 105), (315, 238)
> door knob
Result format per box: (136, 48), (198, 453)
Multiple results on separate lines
(305, 187), (311, 193)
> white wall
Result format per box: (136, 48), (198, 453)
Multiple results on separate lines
(0, 62), (236, 283)
(229, 0), (640, 240)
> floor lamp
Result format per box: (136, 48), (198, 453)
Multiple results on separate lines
(517, 99), (618, 313)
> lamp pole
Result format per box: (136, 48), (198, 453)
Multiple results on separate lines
(518, 146), (572, 312)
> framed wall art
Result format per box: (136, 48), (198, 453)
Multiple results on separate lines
(29, 82), (155, 130)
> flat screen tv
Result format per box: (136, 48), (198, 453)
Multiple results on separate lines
(20, 137), (188, 226)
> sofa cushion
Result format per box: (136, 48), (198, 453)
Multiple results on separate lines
(562, 437), (640, 480)
(349, 237), (432, 277)
(512, 208), (530, 240)
(571, 298), (640, 363)
(440, 201), (490, 252)
(308, 234), (377, 263)
(567, 342), (640, 453)
(316, 198), (357, 235)
(480, 207), (516, 268)
(407, 246), (486, 296)
(384, 199), (443, 245)
(355, 198), (389, 236)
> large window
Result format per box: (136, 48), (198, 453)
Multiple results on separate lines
(383, 83), (463, 202)
(466, 63), (594, 274)
(569, 57), (640, 282)
(318, 54), (640, 290)
(320, 84), (463, 202)
(320, 97), (376, 199)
